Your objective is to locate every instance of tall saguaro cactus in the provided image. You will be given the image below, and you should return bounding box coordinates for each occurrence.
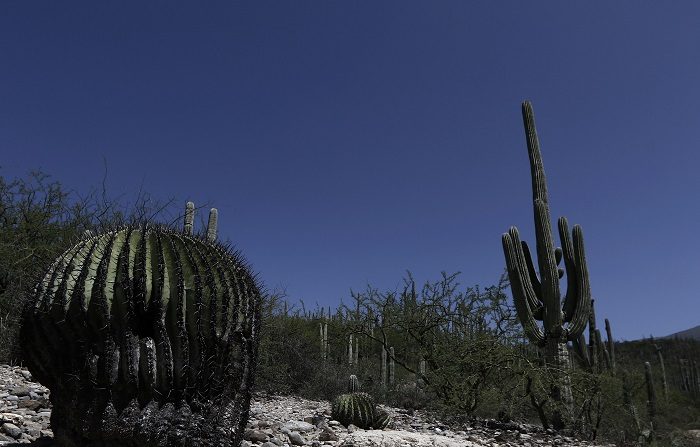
[501,101,591,429]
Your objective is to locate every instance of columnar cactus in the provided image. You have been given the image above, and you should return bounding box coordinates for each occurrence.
[604,318,616,375]
[381,347,387,387]
[501,101,591,428]
[348,374,359,393]
[389,347,395,386]
[21,213,262,446]
[654,344,668,403]
[644,362,657,439]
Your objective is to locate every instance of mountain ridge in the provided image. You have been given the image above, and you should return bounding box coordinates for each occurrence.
[664,324,700,340]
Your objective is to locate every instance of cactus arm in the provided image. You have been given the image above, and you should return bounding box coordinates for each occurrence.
[522,101,562,334]
[520,240,544,313]
[502,229,545,345]
[558,217,578,323]
[564,225,590,340]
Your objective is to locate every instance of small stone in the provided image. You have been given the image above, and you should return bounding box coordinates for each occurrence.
[328,420,341,426]
[11,387,30,397]
[347,424,357,433]
[240,441,251,447]
[244,429,269,442]
[1,422,22,439]
[288,431,305,446]
[283,421,315,433]
[319,427,338,442]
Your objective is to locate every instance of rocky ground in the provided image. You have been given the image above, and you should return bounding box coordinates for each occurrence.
[0,364,616,447]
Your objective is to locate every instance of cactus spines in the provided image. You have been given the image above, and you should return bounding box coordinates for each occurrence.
[206,208,218,241]
[348,374,359,393]
[604,318,616,374]
[184,201,195,234]
[21,222,262,447]
[501,101,592,428]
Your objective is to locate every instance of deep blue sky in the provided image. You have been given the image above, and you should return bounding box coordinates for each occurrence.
[1,2,698,340]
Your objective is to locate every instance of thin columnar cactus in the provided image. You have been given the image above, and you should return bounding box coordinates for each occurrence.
[21,221,262,447]
[206,208,218,241]
[389,347,395,386]
[348,334,354,366]
[184,201,195,235]
[654,345,668,403]
[319,322,326,360]
[348,374,359,393]
[354,335,359,366]
[588,299,598,371]
[595,329,610,371]
[644,362,657,439]
[381,347,387,387]
[501,101,591,428]
[604,318,616,375]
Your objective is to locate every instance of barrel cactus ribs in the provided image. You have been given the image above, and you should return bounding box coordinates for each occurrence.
[21,205,262,447]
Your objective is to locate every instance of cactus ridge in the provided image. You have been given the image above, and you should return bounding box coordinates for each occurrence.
[21,223,263,447]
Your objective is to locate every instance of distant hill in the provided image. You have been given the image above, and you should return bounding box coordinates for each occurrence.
[664,324,700,340]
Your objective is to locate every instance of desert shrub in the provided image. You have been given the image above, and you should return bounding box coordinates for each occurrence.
[0,170,176,363]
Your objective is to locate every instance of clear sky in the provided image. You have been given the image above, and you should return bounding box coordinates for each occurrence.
[1,2,698,341]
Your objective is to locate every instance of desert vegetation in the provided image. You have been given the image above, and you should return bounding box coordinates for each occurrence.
[1,103,699,446]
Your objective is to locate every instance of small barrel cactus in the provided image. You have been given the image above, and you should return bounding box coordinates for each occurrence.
[21,223,262,446]
[331,387,390,430]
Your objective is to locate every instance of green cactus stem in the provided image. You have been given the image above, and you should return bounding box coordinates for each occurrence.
[381,347,387,387]
[389,347,395,386]
[644,362,657,440]
[653,344,668,403]
[348,334,354,366]
[588,299,598,371]
[604,318,615,375]
[21,222,262,447]
[501,101,592,429]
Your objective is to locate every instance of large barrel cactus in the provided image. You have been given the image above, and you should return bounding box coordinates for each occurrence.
[21,207,262,446]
